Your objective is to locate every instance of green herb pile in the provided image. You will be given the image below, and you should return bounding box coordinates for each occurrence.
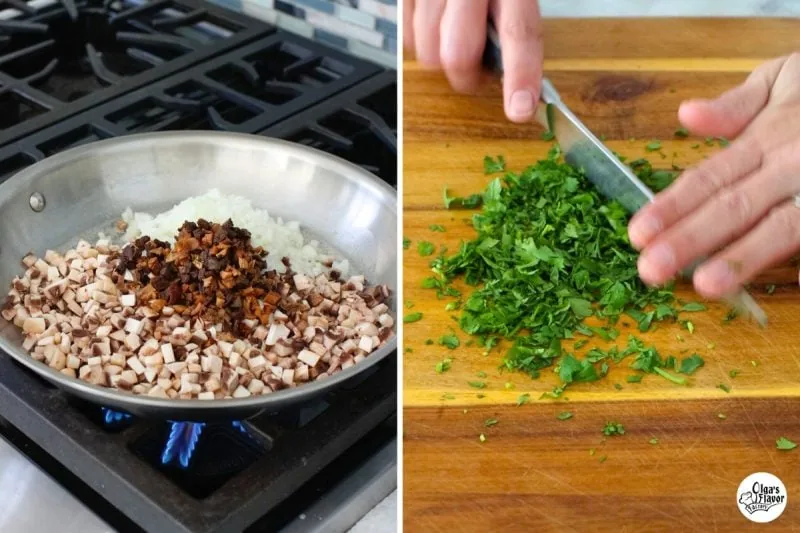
[424,149,708,395]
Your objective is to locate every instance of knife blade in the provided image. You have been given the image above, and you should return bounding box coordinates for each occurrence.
[482,21,767,326]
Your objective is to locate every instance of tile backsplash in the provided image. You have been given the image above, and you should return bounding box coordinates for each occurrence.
[208,0,397,68]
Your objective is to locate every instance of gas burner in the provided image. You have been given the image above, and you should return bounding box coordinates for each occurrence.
[0,0,271,147]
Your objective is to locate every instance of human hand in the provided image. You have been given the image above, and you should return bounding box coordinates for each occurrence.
[403,0,543,123]
[628,53,800,299]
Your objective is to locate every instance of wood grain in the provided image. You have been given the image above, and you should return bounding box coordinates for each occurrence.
[403,18,800,533]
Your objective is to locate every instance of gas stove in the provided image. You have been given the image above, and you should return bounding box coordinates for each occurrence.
[0,0,272,146]
[0,18,397,533]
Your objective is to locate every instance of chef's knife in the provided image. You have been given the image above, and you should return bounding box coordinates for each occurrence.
[482,20,767,326]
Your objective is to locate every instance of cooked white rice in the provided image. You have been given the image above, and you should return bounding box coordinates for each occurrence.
[120,189,349,276]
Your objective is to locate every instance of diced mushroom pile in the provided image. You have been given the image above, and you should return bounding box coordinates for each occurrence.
[1,219,393,400]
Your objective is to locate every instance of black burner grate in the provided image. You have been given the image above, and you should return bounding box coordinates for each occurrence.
[0,351,396,533]
[0,0,272,145]
[0,63,394,184]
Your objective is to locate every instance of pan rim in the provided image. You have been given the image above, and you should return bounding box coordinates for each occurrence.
[0,130,397,415]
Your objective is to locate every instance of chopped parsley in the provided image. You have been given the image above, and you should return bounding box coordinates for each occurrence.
[516,393,530,406]
[439,333,460,349]
[557,411,573,421]
[484,418,498,427]
[717,383,731,393]
[417,241,435,256]
[443,186,483,209]
[649,438,659,445]
[645,140,662,152]
[679,354,705,375]
[729,369,741,378]
[626,374,643,383]
[680,302,706,312]
[476,371,487,378]
[467,381,487,389]
[483,155,506,174]
[674,127,689,138]
[435,358,452,374]
[602,422,625,436]
[403,237,411,250]
[403,312,423,323]
[429,224,446,232]
[776,437,797,451]
[766,284,776,295]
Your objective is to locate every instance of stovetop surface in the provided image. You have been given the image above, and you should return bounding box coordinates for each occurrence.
[0,0,273,145]
[0,13,397,530]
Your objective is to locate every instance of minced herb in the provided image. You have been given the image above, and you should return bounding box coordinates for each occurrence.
[429,224,446,232]
[403,237,411,249]
[674,127,689,138]
[729,369,741,378]
[516,393,530,406]
[435,358,452,374]
[645,140,662,152]
[718,383,731,393]
[439,333,460,349]
[776,437,797,451]
[467,381,487,389]
[766,284,776,295]
[423,152,682,385]
[484,418,498,427]
[649,438,659,445]
[557,411,573,421]
[483,155,506,174]
[603,422,625,436]
[417,241,435,256]
[403,312,423,323]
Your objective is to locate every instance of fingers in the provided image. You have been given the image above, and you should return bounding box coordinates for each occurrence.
[440,0,490,93]
[636,153,796,286]
[693,200,800,298]
[403,0,415,54]
[629,140,763,249]
[678,55,789,138]
[413,0,446,68]
[491,0,543,123]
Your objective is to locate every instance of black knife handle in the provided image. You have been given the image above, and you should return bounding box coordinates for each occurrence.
[481,17,559,105]
[481,17,504,74]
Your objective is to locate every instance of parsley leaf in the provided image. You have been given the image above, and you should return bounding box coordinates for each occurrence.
[417,241,435,256]
[435,358,452,374]
[680,302,706,312]
[467,381,486,389]
[679,354,705,375]
[645,140,662,152]
[484,418,498,427]
[777,437,797,451]
[602,422,625,436]
[429,224,446,232]
[516,393,530,406]
[674,127,689,138]
[402,237,410,250]
[557,411,573,421]
[443,186,483,210]
[718,383,731,393]
[439,333,460,349]
[403,312,423,323]
[483,155,506,174]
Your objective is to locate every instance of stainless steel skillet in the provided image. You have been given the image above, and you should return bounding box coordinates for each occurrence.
[0,131,397,421]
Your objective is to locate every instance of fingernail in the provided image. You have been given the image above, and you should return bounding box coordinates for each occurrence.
[628,214,662,249]
[642,243,675,272]
[509,90,534,121]
[697,260,735,294]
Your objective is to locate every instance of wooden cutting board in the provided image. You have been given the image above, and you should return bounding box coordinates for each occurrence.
[403,18,800,532]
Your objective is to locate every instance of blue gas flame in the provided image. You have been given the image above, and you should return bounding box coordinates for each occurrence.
[101,407,133,426]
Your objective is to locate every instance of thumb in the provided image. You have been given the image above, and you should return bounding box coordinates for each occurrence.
[678,55,789,138]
